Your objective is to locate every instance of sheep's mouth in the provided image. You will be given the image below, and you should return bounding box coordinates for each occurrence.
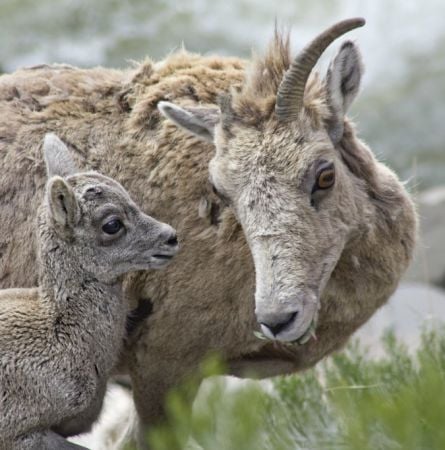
[149,253,176,268]
[293,319,317,345]
[254,317,318,345]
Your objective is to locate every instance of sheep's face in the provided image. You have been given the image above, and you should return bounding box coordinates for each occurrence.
[43,135,178,284]
[207,121,358,343]
[158,18,366,343]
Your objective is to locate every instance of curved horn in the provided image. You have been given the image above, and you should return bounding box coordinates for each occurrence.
[275,17,365,122]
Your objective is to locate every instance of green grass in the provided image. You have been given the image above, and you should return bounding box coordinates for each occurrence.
[131,326,445,450]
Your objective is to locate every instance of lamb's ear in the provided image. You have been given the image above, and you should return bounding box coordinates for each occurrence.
[158,101,220,143]
[325,40,364,144]
[43,133,78,178]
[47,176,80,231]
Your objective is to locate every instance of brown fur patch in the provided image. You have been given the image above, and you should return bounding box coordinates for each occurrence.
[121,51,246,133]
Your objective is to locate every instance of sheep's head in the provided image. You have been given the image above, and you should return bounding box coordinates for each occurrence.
[159,18,367,343]
[42,134,178,283]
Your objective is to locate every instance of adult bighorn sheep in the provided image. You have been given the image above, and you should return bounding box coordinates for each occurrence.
[0,17,416,439]
[0,134,178,449]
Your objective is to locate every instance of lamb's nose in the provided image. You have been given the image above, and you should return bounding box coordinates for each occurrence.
[259,311,298,337]
[166,233,178,247]
[158,225,178,249]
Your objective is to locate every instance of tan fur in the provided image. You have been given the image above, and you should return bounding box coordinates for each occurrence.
[0,27,416,436]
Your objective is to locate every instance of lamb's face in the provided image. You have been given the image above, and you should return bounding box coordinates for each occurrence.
[43,133,178,283]
[66,173,179,282]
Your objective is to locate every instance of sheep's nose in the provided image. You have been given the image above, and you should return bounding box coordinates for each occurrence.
[258,311,298,337]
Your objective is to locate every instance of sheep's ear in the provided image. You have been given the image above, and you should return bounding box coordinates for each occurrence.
[43,133,78,178]
[325,41,364,144]
[47,176,80,231]
[158,101,220,143]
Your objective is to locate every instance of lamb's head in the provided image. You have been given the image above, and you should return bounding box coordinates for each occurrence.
[159,18,367,343]
[42,134,178,283]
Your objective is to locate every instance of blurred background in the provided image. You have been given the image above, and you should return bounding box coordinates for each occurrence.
[1,1,444,447]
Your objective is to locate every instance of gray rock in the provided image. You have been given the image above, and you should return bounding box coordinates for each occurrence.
[405,186,445,288]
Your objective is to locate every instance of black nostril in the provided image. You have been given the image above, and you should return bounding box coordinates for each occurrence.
[261,311,298,337]
[166,234,178,247]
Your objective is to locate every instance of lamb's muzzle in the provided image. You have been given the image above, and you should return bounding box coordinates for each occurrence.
[150,226,179,267]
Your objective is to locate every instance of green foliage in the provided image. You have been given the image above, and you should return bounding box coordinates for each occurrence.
[324,328,445,450]
[145,354,226,450]
[140,326,445,450]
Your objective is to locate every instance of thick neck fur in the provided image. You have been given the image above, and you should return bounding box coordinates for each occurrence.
[36,210,127,367]
[321,121,416,326]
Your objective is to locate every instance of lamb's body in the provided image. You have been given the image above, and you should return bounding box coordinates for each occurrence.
[0,136,178,449]
[0,279,121,447]
[0,19,416,434]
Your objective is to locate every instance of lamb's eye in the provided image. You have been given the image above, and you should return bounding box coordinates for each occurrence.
[316,167,335,190]
[102,219,123,235]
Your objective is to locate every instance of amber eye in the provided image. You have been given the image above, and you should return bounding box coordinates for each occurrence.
[316,168,335,190]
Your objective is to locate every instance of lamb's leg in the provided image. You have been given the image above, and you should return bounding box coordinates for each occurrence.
[12,430,89,450]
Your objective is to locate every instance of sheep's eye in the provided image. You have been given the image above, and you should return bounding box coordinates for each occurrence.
[316,167,335,190]
[102,219,123,235]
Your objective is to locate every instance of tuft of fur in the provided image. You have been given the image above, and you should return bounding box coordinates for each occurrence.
[227,31,331,129]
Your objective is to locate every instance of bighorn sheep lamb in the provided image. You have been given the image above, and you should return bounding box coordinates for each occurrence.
[0,134,178,449]
[0,17,417,436]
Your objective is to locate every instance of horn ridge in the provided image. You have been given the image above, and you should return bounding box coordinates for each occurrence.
[275,17,365,122]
